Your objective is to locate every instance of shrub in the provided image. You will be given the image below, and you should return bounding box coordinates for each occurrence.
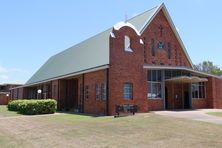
[8,100,24,111]
[8,99,57,115]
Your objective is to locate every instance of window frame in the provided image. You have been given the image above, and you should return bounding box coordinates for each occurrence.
[124,36,133,52]
[192,82,206,99]
[123,82,133,100]
[147,70,163,100]
[101,83,107,101]
[95,84,100,100]
[85,85,89,100]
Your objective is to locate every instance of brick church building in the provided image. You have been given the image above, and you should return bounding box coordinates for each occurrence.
[11,3,222,115]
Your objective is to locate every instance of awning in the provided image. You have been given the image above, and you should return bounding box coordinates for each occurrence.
[165,76,208,83]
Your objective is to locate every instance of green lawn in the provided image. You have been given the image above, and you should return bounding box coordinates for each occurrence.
[207,112,222,117]
[0,105,20,118]
[0,106,222,147]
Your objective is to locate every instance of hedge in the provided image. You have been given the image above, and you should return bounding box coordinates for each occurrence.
[7,100,25,111]
[8,99,57,115]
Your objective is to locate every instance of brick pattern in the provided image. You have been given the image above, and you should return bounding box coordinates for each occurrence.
[193,77,222,109]
[142,10,192,68]
[215,78,222,108]
[0,94,10,105]
[148,99,164,111]
[109,25,148,115]
[108,9,194,115]
[83,70,107,115]
[51,80,59,101]
[192,99,207,109]
[206,77,215,108]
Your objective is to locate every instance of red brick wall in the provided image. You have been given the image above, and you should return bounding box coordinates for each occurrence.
[77,76,83,112]
[215,78,222,108]
[83,70,107,115]
[206,77,215,108]
[108,9,195,115]
[192,99,207,109]
[192,77,222,109]
[51,80,59,101]
[58,79,66,110]
[14,88,24,99]
[109,25,148,115]
[142,10,192,68]
[148,99,164,111]
[0,94,10,105]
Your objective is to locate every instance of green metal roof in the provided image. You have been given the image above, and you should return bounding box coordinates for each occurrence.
[26,5,159,85]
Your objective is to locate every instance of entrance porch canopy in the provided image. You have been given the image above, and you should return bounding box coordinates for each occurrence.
[165,76,208,83]
[143,65,222,79]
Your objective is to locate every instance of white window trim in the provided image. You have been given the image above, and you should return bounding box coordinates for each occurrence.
[192,82,206,99]
[147,70,163,100]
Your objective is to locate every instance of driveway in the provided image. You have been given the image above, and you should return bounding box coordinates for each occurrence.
[154,109,222,125]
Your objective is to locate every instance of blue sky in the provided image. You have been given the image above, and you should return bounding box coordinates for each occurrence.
[0,0,222,84]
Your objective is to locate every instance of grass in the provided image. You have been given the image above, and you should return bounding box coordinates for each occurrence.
[0,105,20,118]
[207,112,222,117]
[0,106,222,147]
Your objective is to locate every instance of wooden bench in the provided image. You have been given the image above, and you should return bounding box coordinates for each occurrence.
[115,105,138,117]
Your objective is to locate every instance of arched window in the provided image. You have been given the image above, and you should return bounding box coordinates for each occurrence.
[124,36,133,52]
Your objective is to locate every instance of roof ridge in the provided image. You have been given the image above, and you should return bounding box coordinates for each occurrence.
[127,5,159,22]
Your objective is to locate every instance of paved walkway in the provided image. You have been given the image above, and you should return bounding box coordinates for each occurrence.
[154,109,222,125]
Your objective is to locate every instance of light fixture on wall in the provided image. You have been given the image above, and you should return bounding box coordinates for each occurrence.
[37,89,42,99]
[37,89,42,94]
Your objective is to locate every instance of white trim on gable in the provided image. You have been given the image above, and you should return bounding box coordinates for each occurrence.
[113,21,141,36]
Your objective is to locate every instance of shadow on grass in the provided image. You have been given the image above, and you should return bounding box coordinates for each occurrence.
[56,111,103,118]
[164,109,196,112]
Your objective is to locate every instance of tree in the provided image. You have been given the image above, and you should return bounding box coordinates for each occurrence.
[194,61,222,76]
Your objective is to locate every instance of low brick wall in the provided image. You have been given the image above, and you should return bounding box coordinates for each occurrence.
[192,99,207,109]
[0,94,9,105]
[148,99,164,111]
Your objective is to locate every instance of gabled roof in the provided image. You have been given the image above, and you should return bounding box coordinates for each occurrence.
[26,5,159,85]
[26,3,193,86]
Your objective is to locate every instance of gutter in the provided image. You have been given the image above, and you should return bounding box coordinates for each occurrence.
[10,65,110,90]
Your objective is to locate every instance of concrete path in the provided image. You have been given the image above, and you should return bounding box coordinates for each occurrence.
[154,109,222,125]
